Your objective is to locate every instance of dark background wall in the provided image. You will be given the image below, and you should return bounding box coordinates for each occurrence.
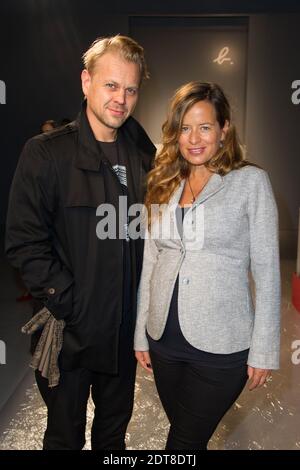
[245,14,300,258]
[132,16,248,143]
[0,0,300,257]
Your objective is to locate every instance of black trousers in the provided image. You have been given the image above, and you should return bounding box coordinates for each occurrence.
[150,350,248,450]
[36,330,137,450]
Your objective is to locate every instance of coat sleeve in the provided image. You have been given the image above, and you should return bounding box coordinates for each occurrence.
[134,231,159,351]
[5,137,74,321]
[247,169,281,369]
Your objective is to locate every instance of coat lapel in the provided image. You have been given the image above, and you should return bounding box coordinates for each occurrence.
[194,173,224,206]
[169,174,224,207]
[161,174,224,244]
[72,104,155,205]
[73,102,103,172]
[119,126,155,204]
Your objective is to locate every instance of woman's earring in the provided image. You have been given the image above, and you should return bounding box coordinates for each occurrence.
[219,141,224,148]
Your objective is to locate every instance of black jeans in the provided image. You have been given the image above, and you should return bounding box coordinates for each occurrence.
[36,329,136,450]
[150,349,248,450]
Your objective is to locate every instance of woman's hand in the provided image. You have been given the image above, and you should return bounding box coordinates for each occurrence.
[135,351,153,373]
[247,366,271,390]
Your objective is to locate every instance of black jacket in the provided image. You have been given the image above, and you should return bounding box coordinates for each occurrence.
[5,105,156,373]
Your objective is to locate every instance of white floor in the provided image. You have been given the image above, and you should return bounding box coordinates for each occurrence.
[0,260,299,450]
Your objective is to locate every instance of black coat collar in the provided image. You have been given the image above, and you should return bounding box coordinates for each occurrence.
[73,101,156,173]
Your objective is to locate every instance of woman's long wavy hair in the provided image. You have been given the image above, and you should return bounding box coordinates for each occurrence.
[145,81,257,227]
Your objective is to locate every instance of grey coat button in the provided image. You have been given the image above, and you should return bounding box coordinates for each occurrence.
[48,288,56,295]
[182,278,189,285]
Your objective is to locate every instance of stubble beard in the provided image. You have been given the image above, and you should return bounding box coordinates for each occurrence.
[99,103,130,130]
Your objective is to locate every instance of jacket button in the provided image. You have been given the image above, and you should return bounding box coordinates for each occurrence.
[182,278,189,285]
[47,288,56,295]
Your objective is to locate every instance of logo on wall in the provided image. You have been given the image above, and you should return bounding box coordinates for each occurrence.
[213,47,234,65]
[0,340,6,365]
[291,80,300,105]
[0,80,6,104]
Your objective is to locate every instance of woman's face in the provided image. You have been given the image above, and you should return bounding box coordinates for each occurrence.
[178,100,228,168]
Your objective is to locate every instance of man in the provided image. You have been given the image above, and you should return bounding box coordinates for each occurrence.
[5,35,156,450]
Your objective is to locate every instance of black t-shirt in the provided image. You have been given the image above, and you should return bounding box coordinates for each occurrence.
[98,140,128,189]
[148,206,249,367]
[98,138,132,322]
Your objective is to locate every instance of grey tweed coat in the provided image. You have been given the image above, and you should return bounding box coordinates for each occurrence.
[134,166,281,369]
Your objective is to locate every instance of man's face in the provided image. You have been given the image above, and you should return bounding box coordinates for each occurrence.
[81,52,140,140]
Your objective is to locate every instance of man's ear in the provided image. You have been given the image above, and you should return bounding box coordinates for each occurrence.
[81,69,91,97]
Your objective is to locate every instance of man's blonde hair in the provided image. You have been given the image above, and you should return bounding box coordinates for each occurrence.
[82,35,149,81]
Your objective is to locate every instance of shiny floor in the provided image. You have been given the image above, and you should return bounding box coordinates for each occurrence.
[0,260,299,450]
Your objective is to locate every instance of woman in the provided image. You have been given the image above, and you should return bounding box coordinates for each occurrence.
[134,82,280,450]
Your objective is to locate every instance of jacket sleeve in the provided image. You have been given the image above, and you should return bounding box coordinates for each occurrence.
[5,137,74,321]
[134,232,159,351]
[247,169,281,369]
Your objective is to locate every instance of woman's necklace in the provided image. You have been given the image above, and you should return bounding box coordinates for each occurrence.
[187,177,196,204]
[187,173,212,204]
